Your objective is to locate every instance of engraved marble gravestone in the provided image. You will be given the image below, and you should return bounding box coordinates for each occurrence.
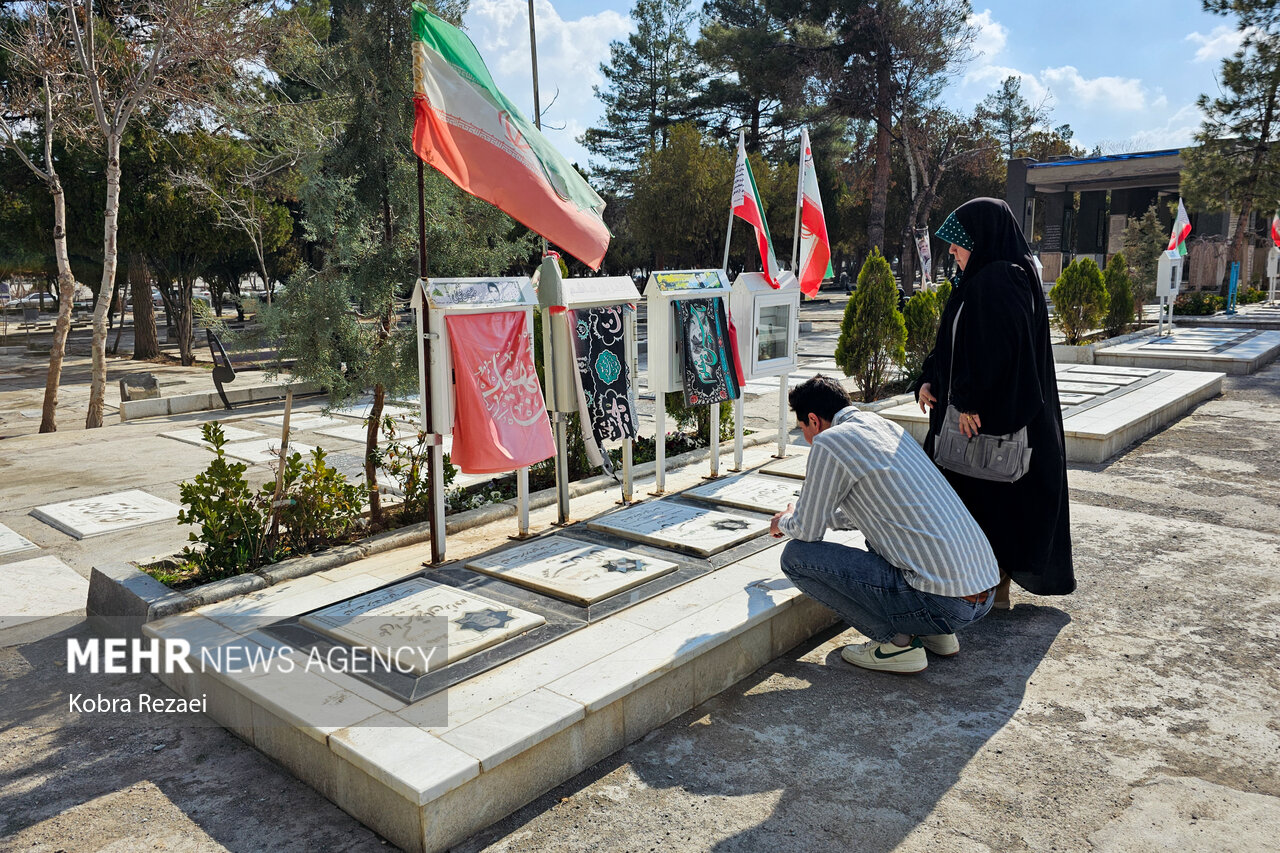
[684,474,803,513]
[761,453,809,480]
[586,501,769,556]
[299,578,545,674]
[0,521,38,557]
[465,535,679,605]
[31,489,181,539]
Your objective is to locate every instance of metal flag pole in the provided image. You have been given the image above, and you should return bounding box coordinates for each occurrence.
[724,128,743,474]
[418,160,445,565]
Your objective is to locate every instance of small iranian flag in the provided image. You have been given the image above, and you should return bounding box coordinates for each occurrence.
[1270,211,1280,249]
[794,127,832,298]
[1168,198,1192,257]
[410,3,610,269]
[731,130,782,286]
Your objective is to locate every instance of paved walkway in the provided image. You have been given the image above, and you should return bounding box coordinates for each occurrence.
[2,301,1277,851]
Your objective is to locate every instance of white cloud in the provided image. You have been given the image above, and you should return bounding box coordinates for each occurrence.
[967,9,1008,62]
[1186,25,1246,63]
[463,0,631,165]
[1040,66,1147,111]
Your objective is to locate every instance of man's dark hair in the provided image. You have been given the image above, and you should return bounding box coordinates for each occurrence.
[789,375,852,425]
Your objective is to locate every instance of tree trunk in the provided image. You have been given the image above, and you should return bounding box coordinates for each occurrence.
[866,59,893,253]
[177,277,195,366]
[87,135,122,429]
[39,175,77,434]
[366,383,386,525]
[130,253,159,360]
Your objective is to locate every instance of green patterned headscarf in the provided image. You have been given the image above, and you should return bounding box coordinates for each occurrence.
[937,210,974,251]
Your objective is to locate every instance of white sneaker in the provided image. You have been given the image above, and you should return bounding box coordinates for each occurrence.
[840,638,927,674]
[919,633,959,657]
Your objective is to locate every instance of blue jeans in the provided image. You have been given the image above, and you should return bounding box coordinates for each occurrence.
[780,539,993,643]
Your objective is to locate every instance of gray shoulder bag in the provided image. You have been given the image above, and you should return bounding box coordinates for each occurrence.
[932,304,1033,483]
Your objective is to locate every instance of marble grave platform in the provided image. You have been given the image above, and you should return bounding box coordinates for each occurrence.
[160,424,263,447]
[1095,327,1280,375]
[684,473,804,513]
[0,521,39,557]
[220,438,318,466]
[760,452,809,480]
[879,364,1223,464]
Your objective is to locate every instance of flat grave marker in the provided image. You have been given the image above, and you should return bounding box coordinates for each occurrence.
[31,489,181,539]
[761,453,809,480]
[465,536,678,605]
[684,474,804,513]
[586,501,769,556]
[299,578,545,673]
[220,439,317,466]
[160,425,262,447]
[0,522,38,557]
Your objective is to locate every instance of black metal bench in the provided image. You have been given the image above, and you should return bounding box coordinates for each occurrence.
[206,328,293,410]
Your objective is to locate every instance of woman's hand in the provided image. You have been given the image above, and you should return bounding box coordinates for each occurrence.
[918,382,936,413]
[958,410,982,438]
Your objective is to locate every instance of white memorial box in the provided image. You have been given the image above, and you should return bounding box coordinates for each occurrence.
[31,489,181,539]
[299,578,545,674]
[415,276,538,437]
[586,500,769,556]
[1155,250,1184,299]
[643,269,733,394]
[684,473,804,513]
[465,535,678,605]
[537,261,640,413]
[730,271,800,379]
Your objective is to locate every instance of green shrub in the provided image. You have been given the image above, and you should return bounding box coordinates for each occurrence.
[375,416,457,524]
[835,250,906,402]
[1102,253,1135,337]
[1049,258,1109,345]
[276,448,365,552]
[1242,287,1266,305]
[1173,291,1224,315]
[901,289,941,387]
[934,279,952,309]
[664,393,734,444]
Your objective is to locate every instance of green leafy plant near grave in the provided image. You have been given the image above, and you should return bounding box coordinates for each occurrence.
[901,289,942,387]
[1102,253,1136,337]
[1241,287,1266,304]
[1049,258,1109,345]
[835,249,906,402]
[173,422,371,582]
[374,416,457,525]
[1173,291,1225,315]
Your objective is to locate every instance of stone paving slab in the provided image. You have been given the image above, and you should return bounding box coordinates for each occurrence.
[0,554,88,641]
[30,489,182,540]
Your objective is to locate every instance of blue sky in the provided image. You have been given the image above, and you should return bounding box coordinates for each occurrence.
[460,0,1246,169]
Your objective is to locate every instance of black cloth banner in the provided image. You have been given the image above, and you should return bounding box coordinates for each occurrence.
[569,305,638,473]
[675,298,741,406]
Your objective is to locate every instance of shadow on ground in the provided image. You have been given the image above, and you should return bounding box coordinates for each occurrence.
[466,604,1070,853]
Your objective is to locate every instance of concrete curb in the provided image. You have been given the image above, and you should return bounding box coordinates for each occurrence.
[84,429,782,639]
[119,379,325,420]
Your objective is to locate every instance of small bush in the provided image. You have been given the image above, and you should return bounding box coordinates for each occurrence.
[1242,287,1266,305]
[1049,258,1109,345]
[1102,253,1135,337]
[901,289,941,387]
[835,249,906,402]
[1173,291,1224,315]
[375,416,457,524]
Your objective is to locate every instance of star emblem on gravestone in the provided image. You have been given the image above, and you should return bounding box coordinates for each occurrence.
[454,608,515,633]
[711,518,751,532]
[603,557,646,574]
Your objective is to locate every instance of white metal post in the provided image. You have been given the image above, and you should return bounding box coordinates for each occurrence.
[622,305,637,503]
[653,403,666,494]
[776,374,789,457]
[709,401,720,478]
[732,396,744,471]
[517,466,530,536]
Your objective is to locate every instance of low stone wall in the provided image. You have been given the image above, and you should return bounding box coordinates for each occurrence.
[1052,324,1162,364]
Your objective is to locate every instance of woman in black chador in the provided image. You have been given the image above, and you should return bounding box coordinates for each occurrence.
[913,197,1075,606]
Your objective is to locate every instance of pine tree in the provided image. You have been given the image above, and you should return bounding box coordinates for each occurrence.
[1049,258,1109,345]
[1123,203,1170,311]
[1102,253,1135,337]
[580,0,704,192]
[975,76,1052,161]
[835,249,906,402]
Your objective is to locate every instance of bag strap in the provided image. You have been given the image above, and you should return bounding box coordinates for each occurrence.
[947,302,964,403]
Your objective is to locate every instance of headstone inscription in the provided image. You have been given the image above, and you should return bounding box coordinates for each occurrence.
[298,578,545,674]
[586,501,769,556]
[465,536,679,605]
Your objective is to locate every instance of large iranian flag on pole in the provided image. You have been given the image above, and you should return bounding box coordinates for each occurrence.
[795,127,832,297]
[1168,198,1192,257]
[731,130,782,287]
[1271,211,1280,248]
[410,3,610,269]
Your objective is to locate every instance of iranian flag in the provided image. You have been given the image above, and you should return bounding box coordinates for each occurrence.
[794,127,832,298]
[1168,198,1192,257]
[410,3,610,269]
[1270,211,1280,248]
[731,130,782,286]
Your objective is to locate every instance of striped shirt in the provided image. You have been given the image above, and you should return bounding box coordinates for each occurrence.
[778,407,999,597]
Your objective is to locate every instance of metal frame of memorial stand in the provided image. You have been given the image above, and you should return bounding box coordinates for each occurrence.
[1155,249,1184,336]
[729,271,800,469]
[644,269,734,493]
[411,275,541,545]
[535,257,643,522]
[1225,262,1240,316]
[1268,247,1280,305]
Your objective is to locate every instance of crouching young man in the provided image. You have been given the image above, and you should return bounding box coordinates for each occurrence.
[771,376,999,674]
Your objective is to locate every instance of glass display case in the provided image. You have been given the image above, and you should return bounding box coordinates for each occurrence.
[730,272,799,380]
